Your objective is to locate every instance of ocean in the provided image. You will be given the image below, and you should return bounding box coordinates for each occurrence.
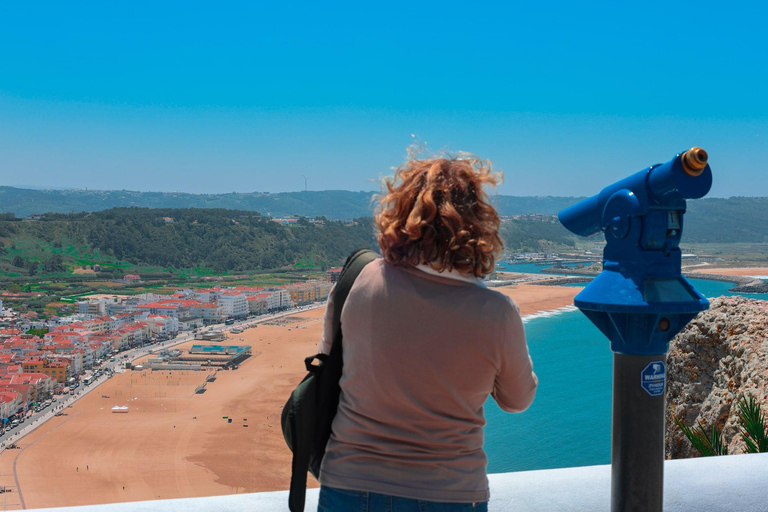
[483,273,768,474]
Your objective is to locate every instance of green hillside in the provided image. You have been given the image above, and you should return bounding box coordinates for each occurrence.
[0,208,578,277]
[0,186,585,219]
[0,209,377,276]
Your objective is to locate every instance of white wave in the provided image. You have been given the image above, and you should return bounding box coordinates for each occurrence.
[521,305,579,323]
[746,275,768,280]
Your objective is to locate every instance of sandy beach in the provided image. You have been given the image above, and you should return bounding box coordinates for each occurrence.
[690,267,768,278]
[0,283,580,509]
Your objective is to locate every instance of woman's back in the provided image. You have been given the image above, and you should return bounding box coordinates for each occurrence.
[319,259,536,502]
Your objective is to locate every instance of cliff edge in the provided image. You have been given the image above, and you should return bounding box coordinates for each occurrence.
[666,296,768,459]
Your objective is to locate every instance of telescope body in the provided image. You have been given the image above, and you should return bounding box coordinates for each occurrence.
[558,149,712,355]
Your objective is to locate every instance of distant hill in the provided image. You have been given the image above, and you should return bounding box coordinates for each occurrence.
[1,186,766,244]
[685,198,768,243]
[0,187,377,220]
[0,186,584,219]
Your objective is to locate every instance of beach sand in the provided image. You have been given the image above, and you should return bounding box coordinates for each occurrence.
[690,267,768,277]
[0,283,580,509]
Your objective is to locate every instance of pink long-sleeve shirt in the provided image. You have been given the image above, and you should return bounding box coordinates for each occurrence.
[318,258,537,502]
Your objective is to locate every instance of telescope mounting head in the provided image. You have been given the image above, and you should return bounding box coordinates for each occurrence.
[558,148,712,355]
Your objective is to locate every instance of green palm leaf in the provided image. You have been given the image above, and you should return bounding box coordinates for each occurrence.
[737,395,768,453]
[673,415,728,457]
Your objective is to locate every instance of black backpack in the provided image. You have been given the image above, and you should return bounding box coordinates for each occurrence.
[281,248,378,511]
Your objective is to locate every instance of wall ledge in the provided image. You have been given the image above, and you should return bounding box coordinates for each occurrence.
[29,453,768,512]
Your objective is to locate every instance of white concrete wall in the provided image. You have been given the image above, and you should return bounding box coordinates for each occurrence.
[26,453,768,512]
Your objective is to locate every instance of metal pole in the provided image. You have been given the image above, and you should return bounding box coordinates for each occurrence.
[611,353,666,512]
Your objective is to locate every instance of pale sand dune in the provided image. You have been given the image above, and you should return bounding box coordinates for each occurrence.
[0,283,580,509]
[690,267,768,277]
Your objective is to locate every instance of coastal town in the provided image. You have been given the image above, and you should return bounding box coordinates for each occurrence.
[0,270,341,432]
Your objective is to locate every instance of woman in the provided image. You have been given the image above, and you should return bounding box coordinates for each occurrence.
[317,154,538,511]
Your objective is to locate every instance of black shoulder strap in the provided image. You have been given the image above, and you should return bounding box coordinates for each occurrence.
[329,249,378,355]
[286,248,377,512]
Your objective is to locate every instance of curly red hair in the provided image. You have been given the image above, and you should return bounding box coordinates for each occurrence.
[375,155,503,278]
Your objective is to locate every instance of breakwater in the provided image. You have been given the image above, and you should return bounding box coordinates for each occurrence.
[683,272,768,294]
[536,277,593,286]
[540,265,600,276]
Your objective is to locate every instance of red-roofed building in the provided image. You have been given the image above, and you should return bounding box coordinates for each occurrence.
[88,339,113,359]
[5,364,22,375]
[142,315,179,335]
[247,296,269,315]
[0,354,17,367]
[0,379,33,406]
[232,286,264,296]
[326,267,343,282]
[21,358,69,383]
[0,391,22,421]
[4,373,53,403]
[111,322,150,349]
[0,329,21,340]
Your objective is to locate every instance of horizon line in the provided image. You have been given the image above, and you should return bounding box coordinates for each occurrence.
[1,185,762,200]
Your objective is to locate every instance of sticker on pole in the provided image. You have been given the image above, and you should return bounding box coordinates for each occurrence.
[641,361,666,397]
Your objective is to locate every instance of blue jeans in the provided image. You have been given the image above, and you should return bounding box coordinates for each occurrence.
[318,485,489,512]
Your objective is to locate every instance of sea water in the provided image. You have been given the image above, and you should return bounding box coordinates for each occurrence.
[497,262,584,275]
[484,310,611,473]
[483,276,768,473]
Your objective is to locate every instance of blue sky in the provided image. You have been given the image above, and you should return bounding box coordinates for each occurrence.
[1,1,766,197]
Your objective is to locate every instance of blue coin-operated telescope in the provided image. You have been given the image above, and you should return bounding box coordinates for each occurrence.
[558,147,712,512]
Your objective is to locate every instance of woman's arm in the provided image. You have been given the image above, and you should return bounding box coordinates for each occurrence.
[317,285,336,355]
[492,302,538,413]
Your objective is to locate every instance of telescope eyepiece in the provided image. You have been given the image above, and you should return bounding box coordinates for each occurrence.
[681,147,708,176]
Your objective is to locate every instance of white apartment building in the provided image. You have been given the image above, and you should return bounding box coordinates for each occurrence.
[219,292,248,318]
[0,391,22,421]
[77,300,104,317]
[142,314,180,335]
[274,290,293,309]
[194,290,212,303]
[189,303,221,321]
[252,290,293,311]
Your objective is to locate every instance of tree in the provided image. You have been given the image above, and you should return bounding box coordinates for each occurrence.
[42,254,65,273]
[12,255,24,267]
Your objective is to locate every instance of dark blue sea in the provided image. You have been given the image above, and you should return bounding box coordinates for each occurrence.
[483,274,768,474]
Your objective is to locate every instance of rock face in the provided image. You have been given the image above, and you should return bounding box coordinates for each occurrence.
[665,296,768,459]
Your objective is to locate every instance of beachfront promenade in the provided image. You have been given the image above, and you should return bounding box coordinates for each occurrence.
[25,453,768,511]
[0,305,324,453]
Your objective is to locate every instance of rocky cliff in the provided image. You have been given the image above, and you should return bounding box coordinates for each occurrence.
[666,296,768,458]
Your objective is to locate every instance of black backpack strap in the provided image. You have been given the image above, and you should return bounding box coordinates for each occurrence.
[328,249,378,355]
[286,248,377,511]
[287,374,317,512]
